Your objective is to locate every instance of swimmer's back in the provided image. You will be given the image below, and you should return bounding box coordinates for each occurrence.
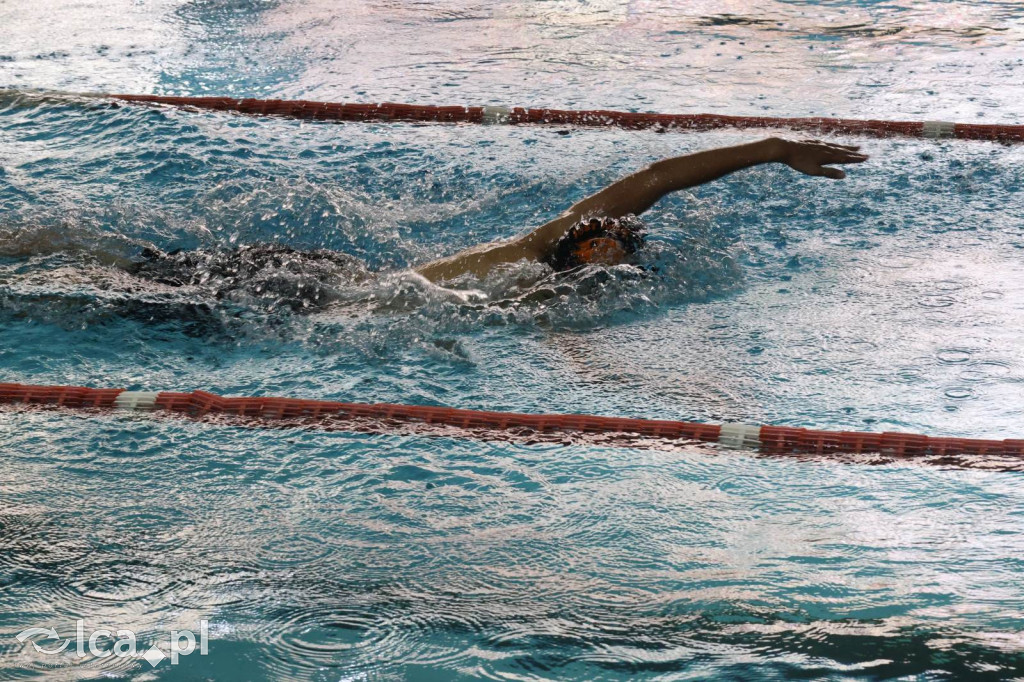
[129,243,372,310]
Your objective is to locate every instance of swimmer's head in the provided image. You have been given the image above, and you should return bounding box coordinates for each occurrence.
[546,216,645,271]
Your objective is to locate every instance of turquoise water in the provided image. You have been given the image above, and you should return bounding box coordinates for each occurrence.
[2,1,1024,679]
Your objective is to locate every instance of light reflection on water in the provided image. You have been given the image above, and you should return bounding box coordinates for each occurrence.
[2,0,1024,679]
[2,408,1023,679]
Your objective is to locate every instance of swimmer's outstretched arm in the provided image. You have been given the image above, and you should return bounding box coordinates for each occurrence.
[415,138,868,282]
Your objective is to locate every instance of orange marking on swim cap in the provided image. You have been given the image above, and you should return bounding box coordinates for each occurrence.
[574,237,628,265]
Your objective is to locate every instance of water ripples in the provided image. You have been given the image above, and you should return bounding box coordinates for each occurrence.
[3,410,1024,678]
[4,0,1024,678]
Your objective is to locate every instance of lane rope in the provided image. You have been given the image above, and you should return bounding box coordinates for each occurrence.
[100,93,1024,143]
[3,382,1022,459]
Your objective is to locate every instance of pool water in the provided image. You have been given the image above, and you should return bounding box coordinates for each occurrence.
[2,1,1024,679]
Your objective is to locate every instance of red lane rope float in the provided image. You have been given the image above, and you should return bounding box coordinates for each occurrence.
[3,382,1024,460]
[108,93,1024,143]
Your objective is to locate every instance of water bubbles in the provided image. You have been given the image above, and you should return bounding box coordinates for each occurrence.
[944,386,974,400]
[918,295,956,308]
[936,349,972,364]
[958,361,1011,382]
[875,255,922,269]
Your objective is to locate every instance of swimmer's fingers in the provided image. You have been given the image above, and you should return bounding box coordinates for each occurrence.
[796,139,869,160]
[816,166,847,180]
[798,139,863,152]
[792,162,847,179]
[781,139,868,179]
[786,157,851,179]
[828,150,869,164]
[826,144,869,160]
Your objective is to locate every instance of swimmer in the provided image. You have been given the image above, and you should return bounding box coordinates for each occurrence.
[0,138,867,325]
[121,137,867,310]
[414,137,868,282]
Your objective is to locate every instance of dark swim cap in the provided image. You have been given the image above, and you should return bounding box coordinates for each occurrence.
[546,216,646,271]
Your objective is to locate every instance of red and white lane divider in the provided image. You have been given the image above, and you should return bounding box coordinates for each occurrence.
[101,93,1024,143]
[2,383,1022,459]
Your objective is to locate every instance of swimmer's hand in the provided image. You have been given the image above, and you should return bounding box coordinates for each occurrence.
[773,138,869,180]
